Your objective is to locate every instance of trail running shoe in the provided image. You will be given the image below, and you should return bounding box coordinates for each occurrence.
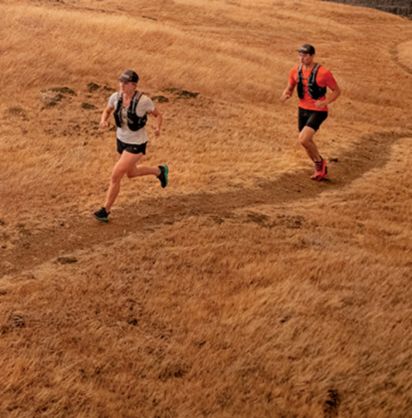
[311,158,328,181]
[94,207,110,223]
[157,164,169,188]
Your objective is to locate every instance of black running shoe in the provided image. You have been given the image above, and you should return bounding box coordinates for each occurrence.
[157,164,169,188]
[94,207,110,223]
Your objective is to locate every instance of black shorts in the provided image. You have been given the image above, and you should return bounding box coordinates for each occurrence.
[298,108,328,132]
[116,139,147,155]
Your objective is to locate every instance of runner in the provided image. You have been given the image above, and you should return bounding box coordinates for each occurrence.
[280,44,341,180]
[94,69,168,223]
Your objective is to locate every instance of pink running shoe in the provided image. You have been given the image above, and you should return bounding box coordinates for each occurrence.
[311,158,328,180]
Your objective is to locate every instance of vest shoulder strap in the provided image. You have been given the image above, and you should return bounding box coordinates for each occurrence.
[131,91,144,114]
[309,64,321,83]
[115,92,123,110]
[297,64,303,80]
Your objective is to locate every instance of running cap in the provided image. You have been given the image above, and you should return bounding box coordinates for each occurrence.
[119,69,139,83]
[297,44,316,55]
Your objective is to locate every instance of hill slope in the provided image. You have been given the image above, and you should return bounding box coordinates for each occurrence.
[1,0,412,417]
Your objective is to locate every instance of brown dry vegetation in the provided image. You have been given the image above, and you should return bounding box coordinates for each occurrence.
[0,0,411,417]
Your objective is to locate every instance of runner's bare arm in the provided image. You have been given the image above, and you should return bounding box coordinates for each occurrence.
[280,82,295,103]
[148,107,163,137]
[100,105,114,128]
[315,84,341,108]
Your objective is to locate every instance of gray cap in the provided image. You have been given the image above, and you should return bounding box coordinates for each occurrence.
[297,44,316,55]
[119,69,139,83]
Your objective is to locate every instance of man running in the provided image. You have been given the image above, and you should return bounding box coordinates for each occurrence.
[280,44,341,180]
[94,69,168,223]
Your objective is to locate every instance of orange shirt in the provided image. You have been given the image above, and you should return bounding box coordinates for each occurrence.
[288,64,337,111]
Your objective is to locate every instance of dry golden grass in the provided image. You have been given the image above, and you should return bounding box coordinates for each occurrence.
[1,0,412,417]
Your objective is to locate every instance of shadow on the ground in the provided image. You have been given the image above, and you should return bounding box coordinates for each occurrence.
[1,130,411,277]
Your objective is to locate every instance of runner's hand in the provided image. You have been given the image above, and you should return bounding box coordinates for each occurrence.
[99,120,110,129]
[315,100,328,108]
[154,127,161,137]
[280,91,291,103]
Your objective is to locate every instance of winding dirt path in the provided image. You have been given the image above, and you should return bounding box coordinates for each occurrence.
[1,130,410,278]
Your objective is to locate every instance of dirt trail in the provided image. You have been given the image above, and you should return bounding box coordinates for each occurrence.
[1,130,410,278]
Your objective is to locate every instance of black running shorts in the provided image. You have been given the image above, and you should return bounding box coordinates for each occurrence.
[116,139,147,155]
[298,107,328,132]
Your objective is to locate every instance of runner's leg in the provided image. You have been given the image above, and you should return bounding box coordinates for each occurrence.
[104,151,143,211]
[127,162,160,178]
[298,126,321,162]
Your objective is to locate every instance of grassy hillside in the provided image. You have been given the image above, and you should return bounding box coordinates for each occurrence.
[0,0,411,417]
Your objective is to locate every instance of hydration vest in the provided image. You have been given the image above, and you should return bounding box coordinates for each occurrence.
[297,64,327,100]
[114,91,147,131]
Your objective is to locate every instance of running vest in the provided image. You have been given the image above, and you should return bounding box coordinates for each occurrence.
[297,64,327,100]
[114,91,147,131]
